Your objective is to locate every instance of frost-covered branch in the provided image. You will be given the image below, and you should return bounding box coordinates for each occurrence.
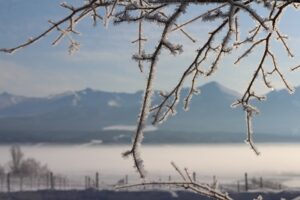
[116,162,232,200]
[1,0,300,183]
[0,0,110,54]
[231,1,295,154]
[123,2,187,178]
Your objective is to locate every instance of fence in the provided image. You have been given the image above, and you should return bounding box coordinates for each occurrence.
[0,171,108,192]
[0,172,285,193]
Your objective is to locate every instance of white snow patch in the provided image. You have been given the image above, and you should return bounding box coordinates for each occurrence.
[107,100,120,107]
[10,97,18,104]
[72,92,81,106]
[88,140,103,145]
[103,125,157,132]
[113,134,128,141]
[47,91,74,99]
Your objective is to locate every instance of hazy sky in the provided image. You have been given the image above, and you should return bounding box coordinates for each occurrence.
[1,0,300,97]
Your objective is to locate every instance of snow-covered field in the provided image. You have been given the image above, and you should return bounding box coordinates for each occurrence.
[1,144,300,190]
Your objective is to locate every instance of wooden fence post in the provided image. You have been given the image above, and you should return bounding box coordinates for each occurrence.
[30,176,33,190]
[37,176,40,190]
[244,173,248,191]
[85,176,91,189]
[95,172,99,189]
[193,172,196,182]
[63,178,66,190]
[6,173,10,192]
[0,176,3,192]
[50,172,54,190]
[85,176,87,189]
[19,175,23,191]
[46,173,50,189]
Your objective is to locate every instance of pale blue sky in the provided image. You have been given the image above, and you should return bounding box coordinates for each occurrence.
[1,0,300,97]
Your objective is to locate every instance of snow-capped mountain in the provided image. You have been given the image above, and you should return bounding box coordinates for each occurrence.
[0,82,300,143]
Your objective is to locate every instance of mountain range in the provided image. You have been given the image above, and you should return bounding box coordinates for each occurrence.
[1,82,300,144]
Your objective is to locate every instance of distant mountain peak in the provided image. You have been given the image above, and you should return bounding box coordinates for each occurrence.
[201,82,240,97]
[0,92,27,100]
[81,87,95,93]
[0,91,15,97]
